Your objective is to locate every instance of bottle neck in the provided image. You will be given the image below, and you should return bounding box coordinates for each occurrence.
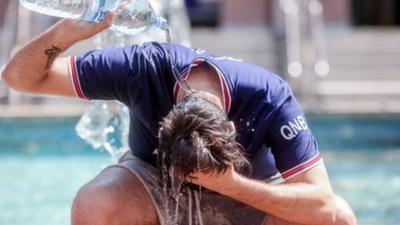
[155,17,169,30]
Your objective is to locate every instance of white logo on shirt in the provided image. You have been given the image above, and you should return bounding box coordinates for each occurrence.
[280,116,308,140]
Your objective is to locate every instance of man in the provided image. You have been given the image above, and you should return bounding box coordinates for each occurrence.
[2,14,356,225]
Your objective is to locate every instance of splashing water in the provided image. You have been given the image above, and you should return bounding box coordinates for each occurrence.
[75,102,129,162]
[160,152,171,223]
[194,191,204,225]
[194,148,204,225]
[161,150,185,225]
[160,150,205,225]
[196,146,202,201]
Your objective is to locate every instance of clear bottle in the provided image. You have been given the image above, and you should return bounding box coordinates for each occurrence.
[19,0,168,35]
[18,0,118,21]
[112,0,168,35]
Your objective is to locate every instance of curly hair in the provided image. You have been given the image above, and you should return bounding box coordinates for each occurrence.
[157,94,251,184]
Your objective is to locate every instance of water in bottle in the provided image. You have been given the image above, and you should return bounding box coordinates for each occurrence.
[112,0,168,35]
[19,0,169,36]
[19,0,120,22]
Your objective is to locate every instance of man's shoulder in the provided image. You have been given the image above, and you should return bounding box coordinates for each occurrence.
[213,57,288,93]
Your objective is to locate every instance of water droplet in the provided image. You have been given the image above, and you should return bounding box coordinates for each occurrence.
[251,128,255,132]
[246,121,250,127]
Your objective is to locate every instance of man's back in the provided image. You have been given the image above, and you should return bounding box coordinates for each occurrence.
[68,42,320,180]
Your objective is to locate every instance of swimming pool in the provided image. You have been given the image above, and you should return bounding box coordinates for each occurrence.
[1,116,399,225]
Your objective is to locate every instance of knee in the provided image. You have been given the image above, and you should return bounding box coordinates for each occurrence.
[333,195,357,225]
[71,181,122,225]
[71,167,159,225]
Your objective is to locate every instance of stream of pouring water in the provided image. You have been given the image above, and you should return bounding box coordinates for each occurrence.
[159,27,207,223]
[161,151,183,225]
[164,28,193,94]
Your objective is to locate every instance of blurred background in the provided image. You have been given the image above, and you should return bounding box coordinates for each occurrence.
[0,0,400,224]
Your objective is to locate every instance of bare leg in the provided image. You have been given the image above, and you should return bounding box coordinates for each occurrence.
[71,166,159,225]
[263,195,357,225]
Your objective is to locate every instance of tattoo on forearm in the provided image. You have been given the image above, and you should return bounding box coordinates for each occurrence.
[44,45,61,69]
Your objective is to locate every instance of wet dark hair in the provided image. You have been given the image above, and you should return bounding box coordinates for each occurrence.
[157,94,251,183]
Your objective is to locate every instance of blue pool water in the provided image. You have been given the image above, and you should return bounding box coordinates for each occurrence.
[0,116,400,225]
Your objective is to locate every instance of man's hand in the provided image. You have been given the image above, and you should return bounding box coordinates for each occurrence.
[52,12,115,48]
[187,166,240,195]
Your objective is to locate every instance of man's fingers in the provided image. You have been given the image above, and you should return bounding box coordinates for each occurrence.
[103,11,116,27]
[186,173,199,184]
[91,12,115,33]
[63,12,116,41]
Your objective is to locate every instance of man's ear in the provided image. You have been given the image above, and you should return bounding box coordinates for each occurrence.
[228,121,236,133]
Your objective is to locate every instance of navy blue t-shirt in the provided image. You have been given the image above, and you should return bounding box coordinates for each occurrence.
[68,42,322,180]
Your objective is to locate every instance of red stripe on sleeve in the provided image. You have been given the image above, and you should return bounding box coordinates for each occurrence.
[69,56,87,99]
[281,154,322,179]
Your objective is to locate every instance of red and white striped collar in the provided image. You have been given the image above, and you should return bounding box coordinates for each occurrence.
[173,58,231,113]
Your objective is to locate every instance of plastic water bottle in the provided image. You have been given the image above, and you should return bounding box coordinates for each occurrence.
[112,0,168,35]
[19,0,168,35]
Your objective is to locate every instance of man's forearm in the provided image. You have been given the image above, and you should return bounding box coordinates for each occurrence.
[190,164,338,225]
[221,174,336,225]
[2,16,114,93]
[1,25,70,92]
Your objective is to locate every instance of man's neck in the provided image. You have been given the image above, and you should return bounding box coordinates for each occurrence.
[176,64,224,110]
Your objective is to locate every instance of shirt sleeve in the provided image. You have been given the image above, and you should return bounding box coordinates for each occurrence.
[265,91,322,180]
[67,43,169,104]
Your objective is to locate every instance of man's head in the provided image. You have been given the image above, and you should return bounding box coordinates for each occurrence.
[157,93,251,181]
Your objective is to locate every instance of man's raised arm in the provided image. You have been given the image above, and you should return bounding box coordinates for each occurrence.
[1,14,114,96]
